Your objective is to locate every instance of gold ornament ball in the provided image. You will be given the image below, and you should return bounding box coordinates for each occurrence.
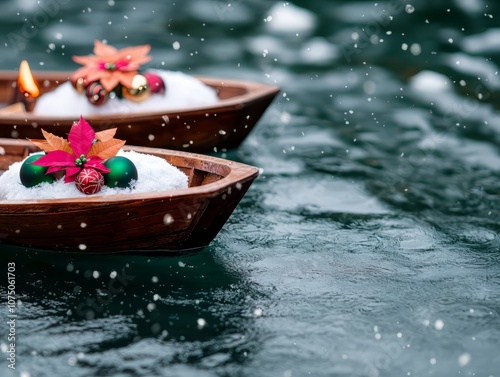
[122,74,151,102]
[71,77,88,94]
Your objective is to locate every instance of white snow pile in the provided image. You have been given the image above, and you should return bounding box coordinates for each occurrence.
[0,150,188,200]
[33,69,219,117]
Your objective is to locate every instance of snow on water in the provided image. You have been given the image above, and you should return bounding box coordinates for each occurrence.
[264,3,317,35]
[0,150,188,200]
[409,70,451,92]
[299,37,340,64]
[453,0,484,14]
[33,70,219,117]
[445,52,500,89]
[461,28,500,54]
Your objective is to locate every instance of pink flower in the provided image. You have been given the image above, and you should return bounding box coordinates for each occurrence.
[33,117,111,183]
[71,40,152,92]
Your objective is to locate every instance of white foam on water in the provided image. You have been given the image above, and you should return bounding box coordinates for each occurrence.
[264,3,317,35]
[409,70,451,92]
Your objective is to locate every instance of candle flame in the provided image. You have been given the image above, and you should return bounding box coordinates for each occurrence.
[18,60,40,98]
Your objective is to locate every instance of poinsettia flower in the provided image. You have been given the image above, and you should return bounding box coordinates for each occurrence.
[29,126,126,158]
[33,117,112,183]
[71,40,152,92]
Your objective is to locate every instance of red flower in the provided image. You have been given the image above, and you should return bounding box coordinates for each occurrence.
[33,117,111,183]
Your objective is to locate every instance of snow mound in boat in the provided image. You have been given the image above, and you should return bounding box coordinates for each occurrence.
[0,149,188,200]
[33,69,219,117]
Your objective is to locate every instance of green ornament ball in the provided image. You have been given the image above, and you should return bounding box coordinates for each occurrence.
[103,156,138,188]
[19,155,55,188]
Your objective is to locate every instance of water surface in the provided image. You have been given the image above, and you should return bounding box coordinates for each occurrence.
[1,0,500,376]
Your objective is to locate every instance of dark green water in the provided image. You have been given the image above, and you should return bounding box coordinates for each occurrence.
[1,0,500,376]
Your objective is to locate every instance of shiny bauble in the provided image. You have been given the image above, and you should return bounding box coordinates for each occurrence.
[71,77,89,94]
[144,72,166,94]
[103,156,138,188]
[75,168,104,195]
[85,81,109,106]
[122,74,150,102]
[19,155,56,188]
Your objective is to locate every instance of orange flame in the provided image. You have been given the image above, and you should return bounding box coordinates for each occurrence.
[18,60,40,98]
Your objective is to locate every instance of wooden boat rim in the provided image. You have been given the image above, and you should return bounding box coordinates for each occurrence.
[0,139,259,206]
[0,70,280,120]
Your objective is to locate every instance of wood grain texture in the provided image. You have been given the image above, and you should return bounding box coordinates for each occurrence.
[0,139,259,253]
[0,71,279,152]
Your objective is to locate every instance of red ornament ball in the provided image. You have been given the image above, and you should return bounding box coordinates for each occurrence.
[75,168,104,195]
[85,81,109,106]
[144,72,166,94]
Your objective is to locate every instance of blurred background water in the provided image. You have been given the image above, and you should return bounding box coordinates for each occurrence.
[1,0,500,376]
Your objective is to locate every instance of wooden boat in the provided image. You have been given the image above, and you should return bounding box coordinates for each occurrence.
[0,70,279,152]
[0,138,259,253]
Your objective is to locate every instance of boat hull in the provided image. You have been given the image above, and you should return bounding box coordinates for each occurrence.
[0,139,259,253]
[0,71,279,152]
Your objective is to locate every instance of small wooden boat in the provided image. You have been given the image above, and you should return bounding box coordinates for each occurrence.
[0,138,259,253]
[0,71,279,152]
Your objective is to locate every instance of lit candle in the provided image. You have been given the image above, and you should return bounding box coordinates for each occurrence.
[0,60,41,115]
[16,60,40,111]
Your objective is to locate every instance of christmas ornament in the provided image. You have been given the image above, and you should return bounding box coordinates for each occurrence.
[144,72,166,94]
[122,74,150,102]
[29,117,126,196]
[75,168,104,195]
[86,81,109,106]
[31,117,118,183]
[19,154,55,187]
[71,77,88,94]
[103,156,138,188]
